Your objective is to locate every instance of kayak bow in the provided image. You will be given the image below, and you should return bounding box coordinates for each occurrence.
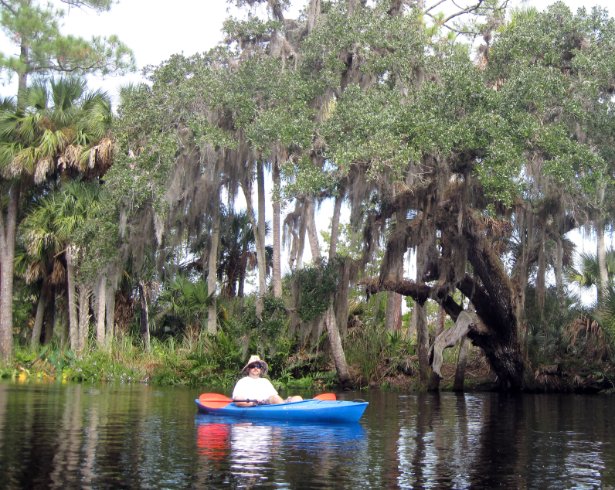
[195,397,368,423]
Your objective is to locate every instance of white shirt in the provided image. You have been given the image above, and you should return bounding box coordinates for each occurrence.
[232,376,278,403]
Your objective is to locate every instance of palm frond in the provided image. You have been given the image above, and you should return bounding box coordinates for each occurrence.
[25,262,45,284]
[51,259,66,286]
[26,82,49,111]
[0,142,22,171]
[34,157,53,184]
[61,144,83,170]
[51,77,86,112]
[38,129,65,158]
[17,112,42,144]
[11,147,37,176]
[0,111,19,139]
[0,96,16,111]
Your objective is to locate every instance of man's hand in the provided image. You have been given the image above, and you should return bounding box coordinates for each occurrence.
[233,399,260,407]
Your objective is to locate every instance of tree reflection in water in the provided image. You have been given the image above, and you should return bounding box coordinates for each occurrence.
[2,384,615,488]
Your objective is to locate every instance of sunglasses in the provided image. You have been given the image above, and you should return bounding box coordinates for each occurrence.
[248,363,263,369]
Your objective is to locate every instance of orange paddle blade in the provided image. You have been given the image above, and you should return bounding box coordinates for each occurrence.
[314,393,336,401]
[199,400,235,409]
[199,393,233,404]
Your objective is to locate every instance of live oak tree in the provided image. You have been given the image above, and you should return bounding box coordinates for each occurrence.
[0,0,133,360]
[217,1,603,391]
[111,0,591,388]
[206,0,512,385]
[113,2,614,390]
[337,2,611,390]
[274,0,508,386]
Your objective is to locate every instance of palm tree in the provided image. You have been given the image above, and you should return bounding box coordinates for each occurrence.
[217,210,267,298]
[1,77,113,355]
[567,250,615,295]
[20,181,102,352]
[564,252,615,360]
[0,78,112,183]
[155,275,209,335]
[17,190,66,347]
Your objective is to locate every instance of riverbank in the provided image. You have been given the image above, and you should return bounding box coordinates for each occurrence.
[368,350,615,394]
[4,340,613,395]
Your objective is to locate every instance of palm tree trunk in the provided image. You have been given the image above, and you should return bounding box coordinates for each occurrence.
[415,242,431,386]
[347,0,361,15]
[17,44,29,111]
[334,259,351,337]
[597,219,608,302]
[66,246,79,352]
[415,302,430,386]
[78,284,91,354]
[296,212,306,269]
[0,185,18,361]
[307,0,321,33]
[596,181,608,302]
[385,235,404,333]
[323,206,351,383]
[554,236,565,306]
[138,281,151,351]
[31,280,49,349]
[512,207,530,358]
[386,293,403,332]
[305,197,321,261]
[44,291,56,345]
[329,191,343,261]
[207,204,221,334]
[238,248,247,298]
[272,158,282,297]
[324,305,350,385]
[536,231,546,313]
[105,283,116,347]
[242,164,266,317]
[383,209,406,332]
[256,160,267,314]
[96,275,106,348]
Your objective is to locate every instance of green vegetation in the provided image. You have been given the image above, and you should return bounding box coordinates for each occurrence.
[2,1,615,394]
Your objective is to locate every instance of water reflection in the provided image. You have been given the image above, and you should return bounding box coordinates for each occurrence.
[1,384,615,488]
[197,422,231,461]
[195,415,366,487]
[375,392,615,489]
[391,393,484,488]
[0,383,202,489]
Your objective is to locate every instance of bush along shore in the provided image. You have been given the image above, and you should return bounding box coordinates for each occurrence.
[4,316,615,395]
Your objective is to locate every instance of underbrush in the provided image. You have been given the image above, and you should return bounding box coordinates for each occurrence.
[2,332,338,393]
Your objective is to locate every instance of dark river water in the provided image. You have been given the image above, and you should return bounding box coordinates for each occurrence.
[0,382,614,489]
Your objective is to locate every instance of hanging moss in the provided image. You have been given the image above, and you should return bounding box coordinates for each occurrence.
[291,260,339,323]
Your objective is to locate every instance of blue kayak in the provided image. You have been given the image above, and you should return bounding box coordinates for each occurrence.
[195,398,368,423]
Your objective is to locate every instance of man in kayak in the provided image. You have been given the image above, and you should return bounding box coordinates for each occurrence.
[232,355,303,407]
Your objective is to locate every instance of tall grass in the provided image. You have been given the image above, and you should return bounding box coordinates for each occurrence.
[3,325,332,391]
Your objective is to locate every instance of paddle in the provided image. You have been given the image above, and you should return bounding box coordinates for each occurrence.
[198,392,336,409]
[313,392,336,401]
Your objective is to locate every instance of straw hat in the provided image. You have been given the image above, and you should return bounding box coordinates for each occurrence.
[241,354,268,375]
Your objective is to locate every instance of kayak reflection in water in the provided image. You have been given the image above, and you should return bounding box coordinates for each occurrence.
[232,355,303,407]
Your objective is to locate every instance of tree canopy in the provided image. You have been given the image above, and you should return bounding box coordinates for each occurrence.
[3,0,615,392]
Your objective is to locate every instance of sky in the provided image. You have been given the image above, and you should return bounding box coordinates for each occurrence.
[0,0,612,103]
